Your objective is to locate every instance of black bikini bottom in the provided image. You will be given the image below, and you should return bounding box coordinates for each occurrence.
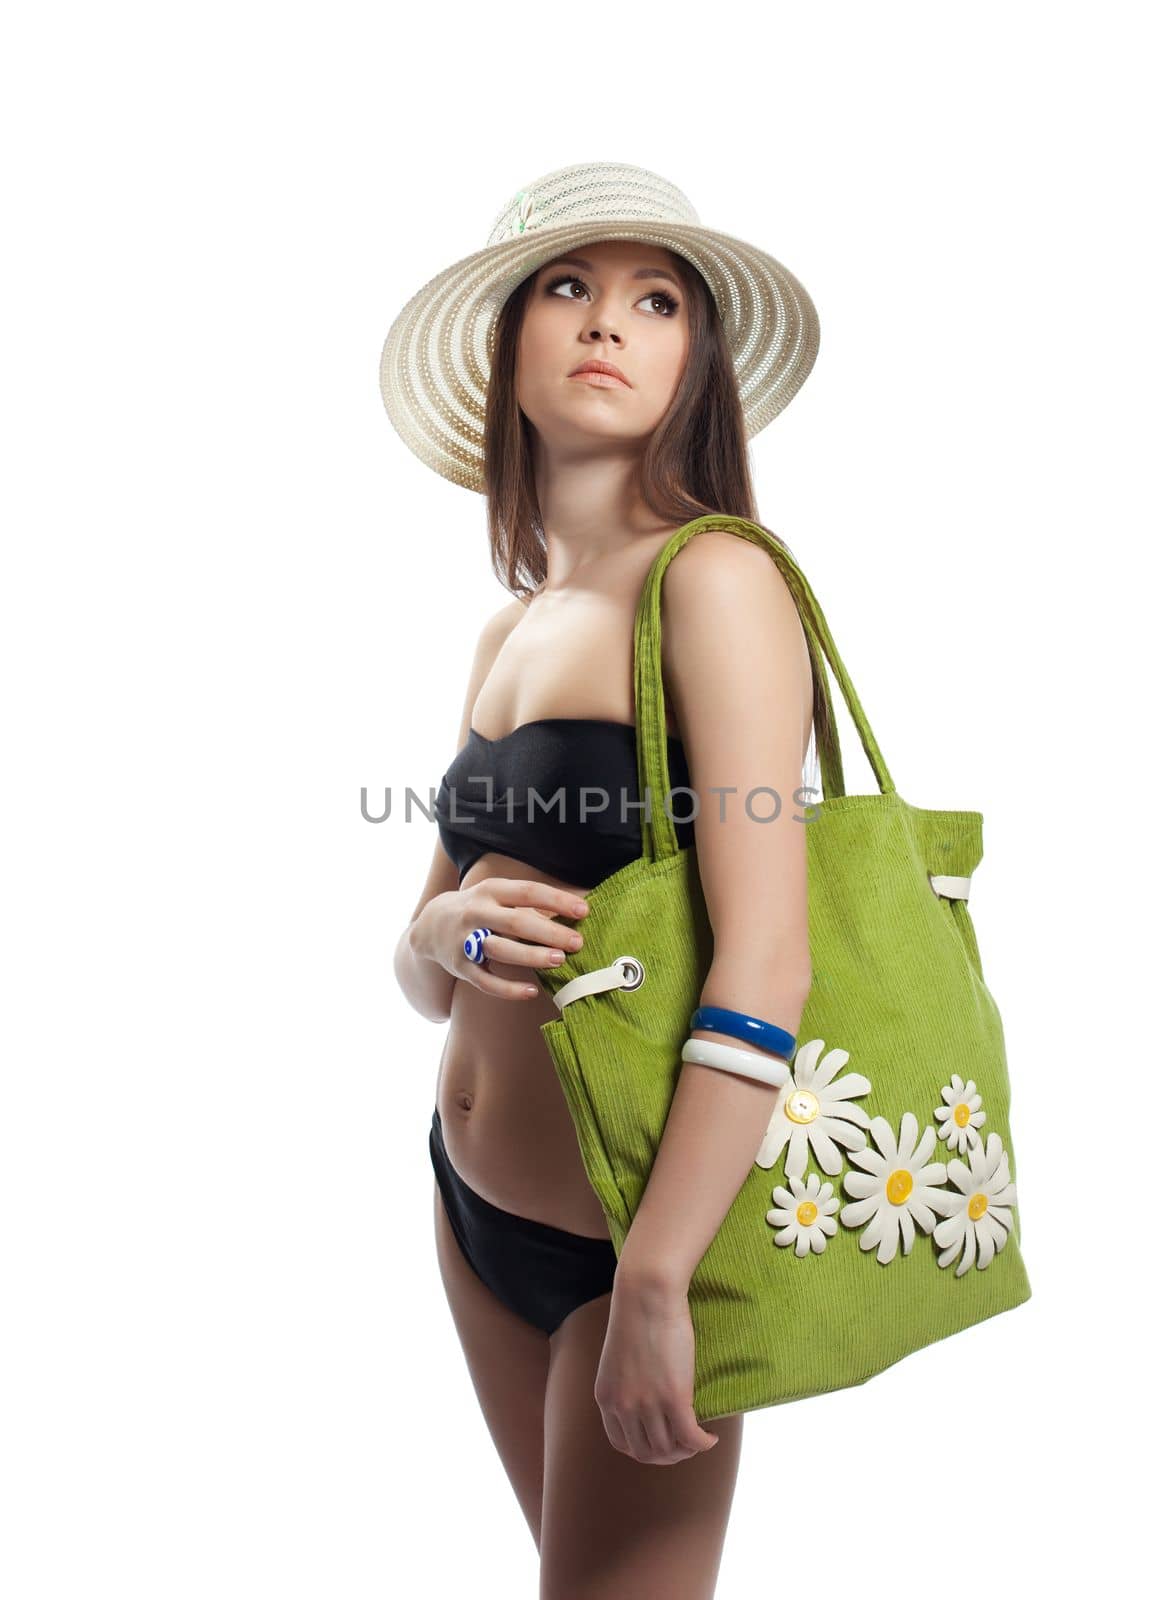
[429,1106,617,1336]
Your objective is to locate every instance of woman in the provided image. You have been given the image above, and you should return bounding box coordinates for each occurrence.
[385,164,823,1597]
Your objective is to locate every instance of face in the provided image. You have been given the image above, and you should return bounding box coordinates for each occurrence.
[514,238,690,456]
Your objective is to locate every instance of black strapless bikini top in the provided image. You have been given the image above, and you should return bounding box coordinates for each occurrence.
[435,717,694,889]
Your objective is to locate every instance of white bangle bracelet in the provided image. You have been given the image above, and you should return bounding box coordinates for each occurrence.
[680,1037,790,1089]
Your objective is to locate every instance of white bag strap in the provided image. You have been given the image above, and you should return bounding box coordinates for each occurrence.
[552,956,645,1012]
[929,873,972,901]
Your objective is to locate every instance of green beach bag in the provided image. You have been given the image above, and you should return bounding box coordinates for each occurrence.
[536,514,1032,1423]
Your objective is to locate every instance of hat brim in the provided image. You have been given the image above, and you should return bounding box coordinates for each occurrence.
[379,220,819,494]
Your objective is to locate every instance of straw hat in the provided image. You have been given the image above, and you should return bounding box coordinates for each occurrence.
[378,160,820,493]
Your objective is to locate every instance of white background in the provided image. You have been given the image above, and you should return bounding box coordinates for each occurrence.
[3,3,1168,1594]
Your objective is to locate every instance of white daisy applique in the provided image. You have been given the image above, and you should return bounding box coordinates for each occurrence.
[934,1073,987,1153]
[840,1111,950,1264]
[754,1039,872,1180]
[932,1130,1018,1277]
[765,1173,840,1258]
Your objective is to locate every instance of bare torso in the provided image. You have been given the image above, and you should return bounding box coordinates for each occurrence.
[434,535,685,1238]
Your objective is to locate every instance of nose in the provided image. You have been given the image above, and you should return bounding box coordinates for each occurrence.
[583,299,623,345]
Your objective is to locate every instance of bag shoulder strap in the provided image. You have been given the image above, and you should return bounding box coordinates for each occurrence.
[633,514,895,863]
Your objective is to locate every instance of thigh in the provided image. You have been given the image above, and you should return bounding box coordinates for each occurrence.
[539,1294,743,1600]
[433,1180,550,1550]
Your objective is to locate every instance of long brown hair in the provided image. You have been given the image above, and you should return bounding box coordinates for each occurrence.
[481,248,833,786]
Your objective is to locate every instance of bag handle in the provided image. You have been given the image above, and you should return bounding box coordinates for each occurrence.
[633,515,895,863]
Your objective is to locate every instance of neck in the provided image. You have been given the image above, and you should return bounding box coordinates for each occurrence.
[532,452,675,590]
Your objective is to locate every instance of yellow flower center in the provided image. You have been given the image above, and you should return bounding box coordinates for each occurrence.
[955,1103,971,1126]
[968,1191,988,1220]
[886,1168,914,1205]
[796,1200,819,1227]
[785,1089,820,1125]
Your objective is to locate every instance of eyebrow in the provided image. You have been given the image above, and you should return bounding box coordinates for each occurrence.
[542,255,684,292]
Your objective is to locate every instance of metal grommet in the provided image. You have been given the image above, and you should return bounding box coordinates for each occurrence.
[613,956,644,990]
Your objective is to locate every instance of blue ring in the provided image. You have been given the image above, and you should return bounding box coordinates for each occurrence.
[689,1005,796,1060]
[463,927,492,965]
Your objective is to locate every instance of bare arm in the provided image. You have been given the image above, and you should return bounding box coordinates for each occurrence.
[615,531,815,1295]
[393,597,528,1022]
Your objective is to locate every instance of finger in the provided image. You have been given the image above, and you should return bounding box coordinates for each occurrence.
[482,905,587,956]
[476,932,578,972]
[598,1406,633,1458]
[486,878,591,925]
[643,1419,696,1466]
[459,959,542,1001]
[672,1405,720,1454]
[619,1416,654,1464]
[639,1410,677,1464]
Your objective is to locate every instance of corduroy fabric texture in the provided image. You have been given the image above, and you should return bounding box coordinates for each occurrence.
[536,515,1032,1423]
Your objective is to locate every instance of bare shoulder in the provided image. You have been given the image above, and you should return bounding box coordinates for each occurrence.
[471,594,528,663]
[668,524,787,595]
[659,524,814,755]
[485,592,529,640]
[661,526,806,647]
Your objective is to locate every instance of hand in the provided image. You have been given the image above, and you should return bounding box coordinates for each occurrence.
[593,1276,719,1465]
[409,877,590,1001]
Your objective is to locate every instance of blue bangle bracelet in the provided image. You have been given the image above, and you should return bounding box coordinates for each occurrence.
[689,1005,797,1060]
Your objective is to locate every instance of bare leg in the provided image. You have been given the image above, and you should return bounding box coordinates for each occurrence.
[432,1180,550,1549]
[539,1292,743,1599]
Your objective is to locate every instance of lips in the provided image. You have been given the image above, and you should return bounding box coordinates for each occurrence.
[568,360,631,387]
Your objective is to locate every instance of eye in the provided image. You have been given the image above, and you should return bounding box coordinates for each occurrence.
[546,274,681,317]
[548,274,589,301]
[636,288,681,317]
